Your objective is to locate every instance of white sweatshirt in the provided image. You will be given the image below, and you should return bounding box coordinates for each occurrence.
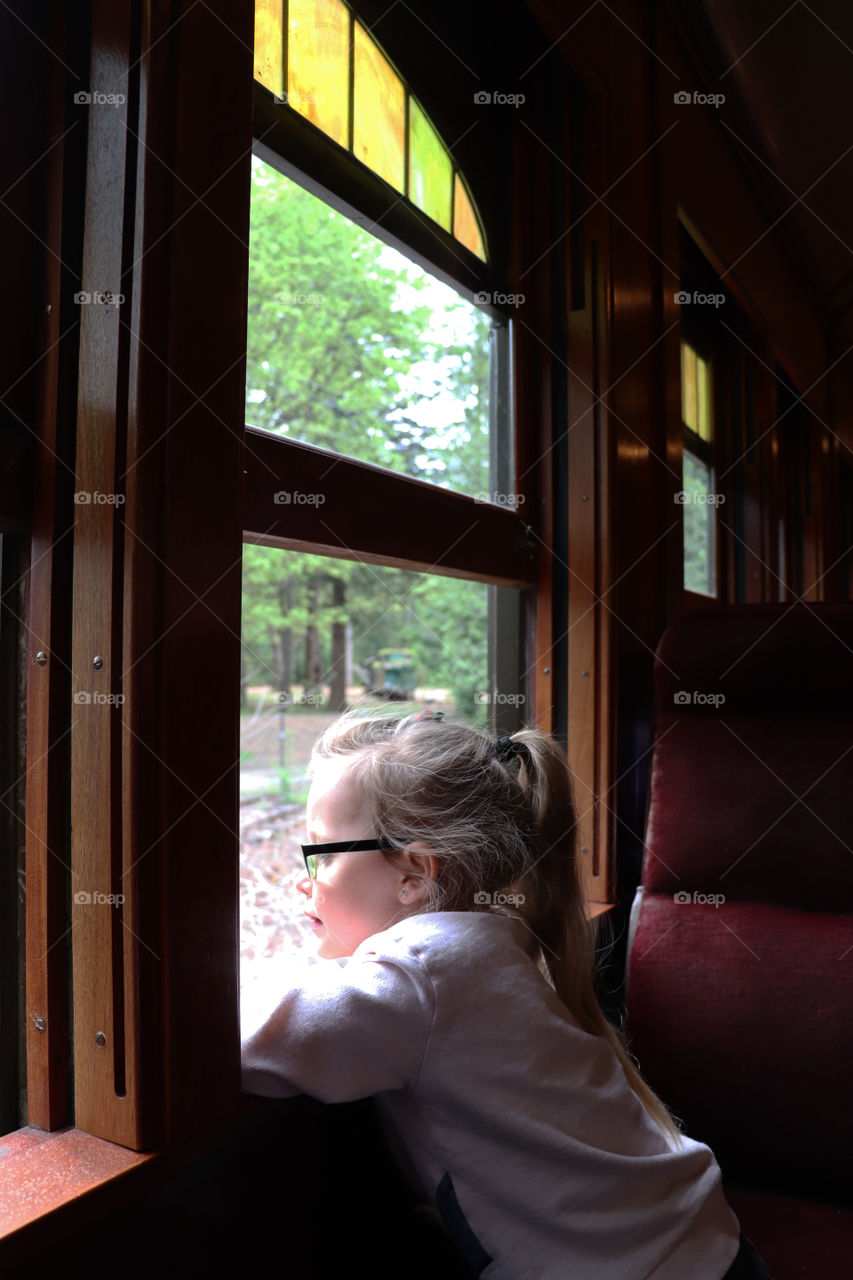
[241,911,742,1280]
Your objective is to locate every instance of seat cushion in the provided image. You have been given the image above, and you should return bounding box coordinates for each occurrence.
[723,1185,853,1279]
[626,893,853,1192]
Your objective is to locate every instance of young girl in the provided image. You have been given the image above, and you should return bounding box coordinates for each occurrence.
[241,708,771,1280]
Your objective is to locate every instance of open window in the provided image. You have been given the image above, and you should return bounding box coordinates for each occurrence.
[242,2,535,988]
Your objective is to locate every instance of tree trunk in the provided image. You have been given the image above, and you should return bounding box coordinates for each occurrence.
[329,576,346,710]
[305,577,323,690]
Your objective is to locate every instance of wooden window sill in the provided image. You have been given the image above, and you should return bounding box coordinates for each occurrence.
[0,1099,273,1267]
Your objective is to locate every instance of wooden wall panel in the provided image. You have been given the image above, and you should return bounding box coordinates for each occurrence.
[69,0,253,1149]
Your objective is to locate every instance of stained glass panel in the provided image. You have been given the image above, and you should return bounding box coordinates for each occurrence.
[254,0,284,100]
[287,0,350,146]
[696,353,712,442]
[454,174,486,261]
[409,99,452,232]
[681,341,697,433]
[353,22,405,192]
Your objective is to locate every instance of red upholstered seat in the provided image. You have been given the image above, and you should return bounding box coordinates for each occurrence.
[625,604,853,1276]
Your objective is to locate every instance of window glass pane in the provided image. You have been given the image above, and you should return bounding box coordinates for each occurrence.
[240,548,493,1005]
[254,0,284,100]
[353,22,405,191]
[454,173,486,261]
[246,156,492,496]
[409,98,452,232]
[683,449,716,595]
[287,0,350,146]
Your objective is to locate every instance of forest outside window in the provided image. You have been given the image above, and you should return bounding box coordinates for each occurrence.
[239,548,521,1017]
[245,157,493,495]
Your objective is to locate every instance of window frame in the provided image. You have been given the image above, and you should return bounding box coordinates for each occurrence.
[1,1,615,1258]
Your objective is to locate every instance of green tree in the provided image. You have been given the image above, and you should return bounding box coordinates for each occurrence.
[245,156,491,493]
[241,158,493,711]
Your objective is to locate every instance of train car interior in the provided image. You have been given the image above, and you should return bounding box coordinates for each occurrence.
[0,1,851,1276]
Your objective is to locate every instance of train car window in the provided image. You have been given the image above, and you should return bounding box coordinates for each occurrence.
[243,0,535,1008]
[245,157,492,496]
[240,547,511,1011]
[679,339,717,596]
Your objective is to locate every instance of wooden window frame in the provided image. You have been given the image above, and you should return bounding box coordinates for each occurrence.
[0,0,616,1258]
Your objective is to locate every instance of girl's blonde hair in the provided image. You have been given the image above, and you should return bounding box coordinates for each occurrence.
[311,706,683,1146]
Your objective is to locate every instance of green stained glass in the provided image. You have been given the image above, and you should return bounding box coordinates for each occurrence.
[409,99,452,231]
[454,174,486,261]
[254,0,284,100]
[287,0,350,147]
[353,22,405,192]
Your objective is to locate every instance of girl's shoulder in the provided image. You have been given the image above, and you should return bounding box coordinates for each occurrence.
[354,910,542,985]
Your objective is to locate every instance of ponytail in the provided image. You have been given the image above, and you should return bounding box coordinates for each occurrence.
[511,730,684,1147]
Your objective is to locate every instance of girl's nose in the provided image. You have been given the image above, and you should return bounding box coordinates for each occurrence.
[296,873,312,897]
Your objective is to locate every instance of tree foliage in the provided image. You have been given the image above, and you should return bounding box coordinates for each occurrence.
[242,158,492,714]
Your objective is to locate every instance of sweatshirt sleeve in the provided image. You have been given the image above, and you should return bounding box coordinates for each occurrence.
[240,948,435,1103]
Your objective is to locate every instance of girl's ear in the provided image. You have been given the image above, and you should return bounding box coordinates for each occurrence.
[397,841,439,903]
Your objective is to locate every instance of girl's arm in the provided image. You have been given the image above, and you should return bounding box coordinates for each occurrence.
[240,951,435,1102]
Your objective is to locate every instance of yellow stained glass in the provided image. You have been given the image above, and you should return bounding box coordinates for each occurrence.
[254,0,284,100]
[288,0,350,147]
[696,353,712,442]
[353,22,405,192]
[409,99,452,232]
[453,174,486,261]
[681,342,697,432]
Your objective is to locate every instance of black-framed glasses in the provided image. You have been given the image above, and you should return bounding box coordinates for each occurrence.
[301,837,399,880]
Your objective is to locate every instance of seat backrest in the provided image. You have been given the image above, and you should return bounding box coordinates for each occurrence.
[625,603,853,1200]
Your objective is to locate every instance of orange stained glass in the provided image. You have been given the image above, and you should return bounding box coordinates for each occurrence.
[287,0,350,147]
[254,0,284,100]
[353,22,405,192]
[453,173,486,261]
[409,99,452,232]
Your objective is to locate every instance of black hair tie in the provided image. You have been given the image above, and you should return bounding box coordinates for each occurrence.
[494,735,517,763]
